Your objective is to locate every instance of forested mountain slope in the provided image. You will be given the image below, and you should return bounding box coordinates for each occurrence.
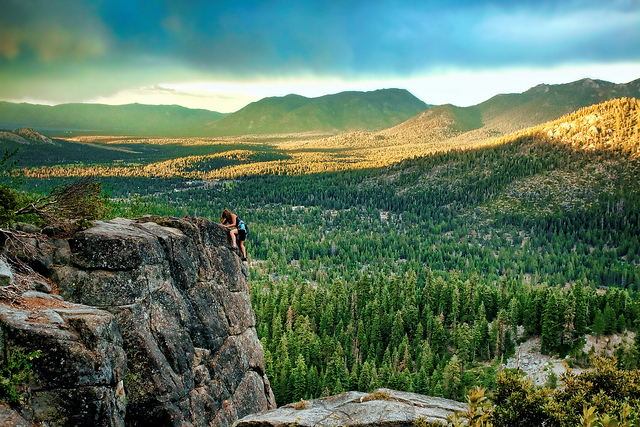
[5,98,640,427]
[202,88,430,135]
[0,89,428,137]
[478,78,640,131]
[382,78,640,150]
[491,96,640,156]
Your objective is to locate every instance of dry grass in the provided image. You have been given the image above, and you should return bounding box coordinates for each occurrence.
[361,390,393,402]
[291,399,309,410]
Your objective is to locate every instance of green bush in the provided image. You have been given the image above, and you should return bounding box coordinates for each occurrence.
[0,344,42,404]
[0,185,18,227]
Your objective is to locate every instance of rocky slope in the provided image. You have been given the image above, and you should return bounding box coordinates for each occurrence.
[0,216,275,426]
[0,127,55,145]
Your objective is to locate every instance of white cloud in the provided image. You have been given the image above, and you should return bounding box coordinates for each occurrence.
[83,61,640,112]
[477,7,640,46]
[403,62,640,106]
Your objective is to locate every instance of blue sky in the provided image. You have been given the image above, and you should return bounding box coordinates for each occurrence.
[1,0,639,112]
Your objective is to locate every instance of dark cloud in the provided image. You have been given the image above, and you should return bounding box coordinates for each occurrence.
[0,0,639,103]
[0,0,111,61]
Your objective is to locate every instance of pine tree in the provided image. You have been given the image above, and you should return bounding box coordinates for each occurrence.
[508,297,520,340]
[473,303,490,361]
[593,309,605,341]
[390,310,405,350]
[454,323,473,367]
[307,365,320,398]
[379,362,392,388]
[325,348,348,395]
[541,292,560,354]
[442,355,462,400]
[276,351,292,405]
[413,365,428,394]
[617,313,627,333]
[573,280,587,336]
[349,360,360,391]
[617,343,639,370]
[263,344,274,384]
[604,303,617,335]
[397,367,413,392]
[355,274,371,317]
[358,361,374,392]
[431,315,448,355]
[300,286,317,319]
[451,285,461,328]
[332,377,344,395]
[291,354,308,402]
[430,362,444,397]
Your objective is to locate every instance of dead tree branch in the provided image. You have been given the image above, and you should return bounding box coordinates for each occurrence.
[14,178,105,225]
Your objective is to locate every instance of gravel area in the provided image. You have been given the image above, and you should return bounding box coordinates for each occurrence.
[503,329,636,387]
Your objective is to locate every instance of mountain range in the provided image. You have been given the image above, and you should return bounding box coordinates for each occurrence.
[0,89,428,137]
[0,78,639,140]
[382,78,640,146]
[202,88,430,135]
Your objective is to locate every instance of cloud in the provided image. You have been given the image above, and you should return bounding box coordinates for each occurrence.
[473,3,640,65]
[0,0,639,108]
[3,0,640,71]
[0,0,111,61]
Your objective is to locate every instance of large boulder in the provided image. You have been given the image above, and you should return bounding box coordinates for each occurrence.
[0,216,275,426]
[235,388,468,426]
[0,291,126,426]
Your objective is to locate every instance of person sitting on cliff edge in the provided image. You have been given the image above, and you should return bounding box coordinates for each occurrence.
[220,208,248,261]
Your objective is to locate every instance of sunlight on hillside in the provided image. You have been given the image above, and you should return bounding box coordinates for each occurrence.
[487,97,640,156]
[21,97,640,180]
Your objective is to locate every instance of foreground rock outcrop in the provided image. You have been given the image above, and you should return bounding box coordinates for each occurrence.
[235,388,467,426]
[0,216,275,426]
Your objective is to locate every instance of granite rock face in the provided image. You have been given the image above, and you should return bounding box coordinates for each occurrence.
[235,388,467,427]
[0,216,275,426]
[0,292,127,426]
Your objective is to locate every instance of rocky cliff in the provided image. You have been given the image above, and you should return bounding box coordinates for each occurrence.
[0,216,275,426]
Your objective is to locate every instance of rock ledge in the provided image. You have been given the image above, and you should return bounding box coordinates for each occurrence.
[235,388,467,427]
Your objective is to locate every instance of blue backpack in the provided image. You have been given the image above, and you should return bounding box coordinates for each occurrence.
[237,218,249,236]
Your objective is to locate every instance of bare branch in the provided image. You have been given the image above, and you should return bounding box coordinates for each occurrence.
[13,178,105,225]
[0,227,42,270]
[0,227,48,304]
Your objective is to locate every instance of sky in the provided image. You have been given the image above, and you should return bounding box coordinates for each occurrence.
[1,0,639,113]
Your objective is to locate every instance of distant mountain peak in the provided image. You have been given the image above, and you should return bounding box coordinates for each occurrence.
[578,78,601,89]
[530,83,550,93]
[205,88,429,135]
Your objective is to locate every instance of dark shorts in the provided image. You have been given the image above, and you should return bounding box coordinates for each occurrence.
[238,228,246,241]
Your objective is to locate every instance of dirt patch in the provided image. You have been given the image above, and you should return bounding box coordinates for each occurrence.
[0,269,67,311]
[583,332,635,356]
[504,331,636,387]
